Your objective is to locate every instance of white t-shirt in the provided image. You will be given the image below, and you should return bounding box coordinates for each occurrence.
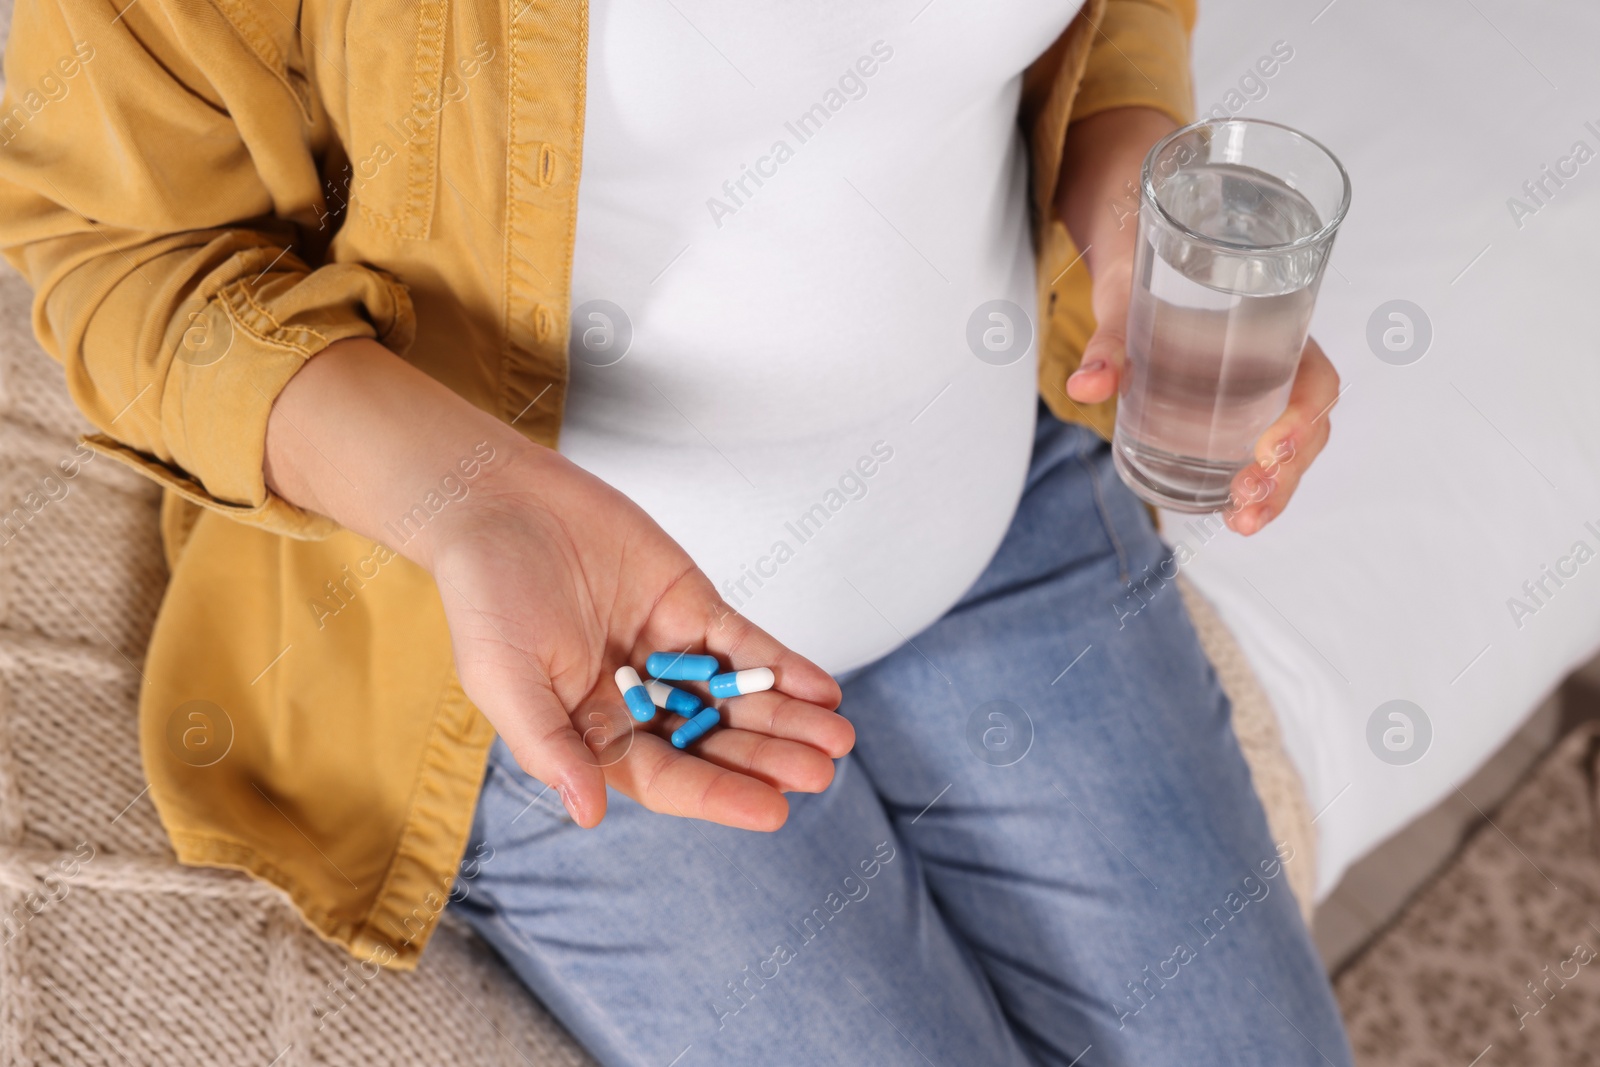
[561,0,1086,674]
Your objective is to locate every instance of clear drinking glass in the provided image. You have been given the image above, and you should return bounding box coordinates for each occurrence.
[1112,118,1352,513]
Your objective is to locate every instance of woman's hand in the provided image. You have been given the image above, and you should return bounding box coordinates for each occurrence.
[1056,107,1340,534]
[427,443,851,830]
[265,338,852,831]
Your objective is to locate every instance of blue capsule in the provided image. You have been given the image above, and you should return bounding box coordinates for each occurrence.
[671,707,721,749]
[645,651,719,681]
[707,667,775,699]
[646,679,703,717]
[614,666,655,722]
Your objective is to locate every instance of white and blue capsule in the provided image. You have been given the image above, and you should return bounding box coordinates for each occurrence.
[671,707,721,749]
[645,651,720,682]
[645,679,703,717]
[614,666,656,722]
[708,667,774,699]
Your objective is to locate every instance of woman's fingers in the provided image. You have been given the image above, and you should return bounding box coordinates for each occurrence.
[494,683,610,828]
[586,684,840,795]
[680,724,839,793]
[604,731,792,831]
[1064,346,1121,404]
[1257,337,1340,472]
[692,610,855,759]
[436,575,612,827]
[597,573,851,824]
[1062,262,1139,404]
[642,573,843,711]
[1067,253,1136,405]
[701,608,842,711]
[1228,337,1340,535]
[704,689,855,759]
[1065,314,1128,404]
[628,581,853,756]
[1223,462,1283,536]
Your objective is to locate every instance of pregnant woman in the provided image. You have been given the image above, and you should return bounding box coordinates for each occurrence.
[0,0,1347,1063]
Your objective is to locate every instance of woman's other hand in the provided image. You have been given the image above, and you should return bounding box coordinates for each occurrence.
[1057,107,1340,534]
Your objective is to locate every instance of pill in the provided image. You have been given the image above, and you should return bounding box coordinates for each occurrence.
[614,666,656,722]
[646,679,703,717]
[707,667,775,699]
[645,651,720,681]
[671,707,721,749]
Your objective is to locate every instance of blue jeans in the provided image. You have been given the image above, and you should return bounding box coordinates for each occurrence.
[452,406,1353,1067]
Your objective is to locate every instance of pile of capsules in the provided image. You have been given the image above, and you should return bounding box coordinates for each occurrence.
[613,652,774,749]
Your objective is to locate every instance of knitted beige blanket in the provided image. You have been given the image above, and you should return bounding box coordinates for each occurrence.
[0,258,1314,1063]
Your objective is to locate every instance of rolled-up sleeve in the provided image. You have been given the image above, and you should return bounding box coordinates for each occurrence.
[1071,0,1197,127]
[0,0,414,539]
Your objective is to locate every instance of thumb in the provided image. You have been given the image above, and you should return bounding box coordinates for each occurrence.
[435,575,610,826]
[1065,324,1126,405]
[494,684,609,827]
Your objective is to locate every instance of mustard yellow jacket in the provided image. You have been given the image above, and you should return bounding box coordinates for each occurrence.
[0,0,1195,969]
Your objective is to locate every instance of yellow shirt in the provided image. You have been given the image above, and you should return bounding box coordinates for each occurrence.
[0,0,1194,969]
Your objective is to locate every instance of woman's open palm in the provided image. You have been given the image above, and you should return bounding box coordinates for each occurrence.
[429,444,853,831]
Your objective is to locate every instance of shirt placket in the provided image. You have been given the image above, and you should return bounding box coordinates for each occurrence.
[501,0,589,446]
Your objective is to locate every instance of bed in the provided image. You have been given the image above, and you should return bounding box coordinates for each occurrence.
[1175,0,1600,894]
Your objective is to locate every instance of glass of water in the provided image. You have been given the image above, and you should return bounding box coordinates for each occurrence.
[1112,118,1351,513]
